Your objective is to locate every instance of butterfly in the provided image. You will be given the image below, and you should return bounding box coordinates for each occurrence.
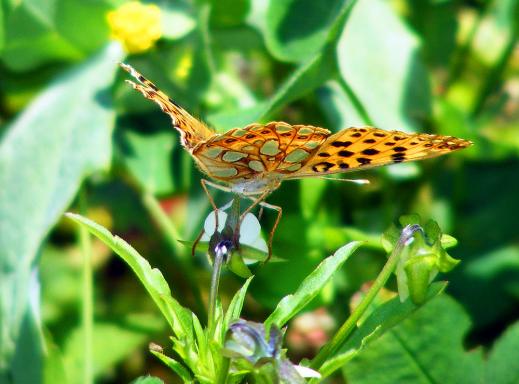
[121,63,472,257]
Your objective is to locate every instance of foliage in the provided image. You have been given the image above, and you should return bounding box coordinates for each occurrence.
[0,0,518,383]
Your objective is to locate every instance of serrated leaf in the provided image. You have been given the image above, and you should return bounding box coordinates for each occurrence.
[224,277,254,330]
[150,349,193,383]
[65,213,193,340]
[266,241,362,328]
[131,376,165,384]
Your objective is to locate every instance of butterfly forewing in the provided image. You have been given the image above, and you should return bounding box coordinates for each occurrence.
[293,127,472,177]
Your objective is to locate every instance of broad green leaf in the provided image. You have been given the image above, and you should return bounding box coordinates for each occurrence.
[210,0,249,27]
[43,334,68,384]
[299,178,327,220]
[404,1,459,68]
[263,0,342,62]
[54,0,111,54]
[266,241,362,328]
[208,0,357,128]
[131,376,165,384]
[316,81,370,129]
[6,286,44,384]
[63,316,163,383]
[119,129,177,195]
[342,294,484,384]
[65,213,193,340]
[0,43,121,375]
[318,283,446,380]
[207,48,336,129]
[1,0,83,70]
[337,0,431,132]
[224,277,254,329]
[485,320,519,384]
[161,2,196,39]
[0,5,4,52]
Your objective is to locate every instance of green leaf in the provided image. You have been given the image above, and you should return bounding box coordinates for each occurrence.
[485,320,519,384]
[210,0,249,27]
[207,48,336,129]
[1,0,83,70]
[6,293,44,384]
[224,277,254,329]
[316,80,370,129]
[119,129,177,195]
[342,294,484,384]
[263,0,343,62]
[266,241,362,328]
[150,349,193,383]
[319,283,446,380]
[63,316,163,383]
[0,43,121,374]
[337,0,431,132]
[131,376,165,384]
[161,2,196,39]
[65,213,193,340]
[54,0,111,54]
[0,5,4,52]
[43,333,68,384]
[208,0,357,129]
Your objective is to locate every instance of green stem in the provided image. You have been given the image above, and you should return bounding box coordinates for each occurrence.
[216,357,230,384]
[310,225,422,369]
[79,189,93,384]
[208,247,225,331]
[470,28,518,116]
[141,191,207,320]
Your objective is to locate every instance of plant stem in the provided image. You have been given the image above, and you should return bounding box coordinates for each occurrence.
[141,191,206,320]
[310,224,422,369]
[208,247,225,331]
[79,189,93,384]
[216,356,230,384]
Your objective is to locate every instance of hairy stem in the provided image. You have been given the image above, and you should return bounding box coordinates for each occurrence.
[310,224,423,369]
[79,188,93,384]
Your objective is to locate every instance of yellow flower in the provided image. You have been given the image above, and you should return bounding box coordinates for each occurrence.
[107,2,162,54]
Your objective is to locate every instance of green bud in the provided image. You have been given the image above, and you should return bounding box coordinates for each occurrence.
[383,215,460,304]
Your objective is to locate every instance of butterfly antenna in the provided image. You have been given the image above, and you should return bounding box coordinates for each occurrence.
[318,176,370,185]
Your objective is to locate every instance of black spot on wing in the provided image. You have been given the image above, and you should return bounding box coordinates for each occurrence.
[362,149,380,155]
[331,141,352,147]
[312,162,335,172]
[339,150,354,157]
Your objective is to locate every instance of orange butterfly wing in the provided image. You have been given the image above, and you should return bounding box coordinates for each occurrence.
[192,122,330,182]
[292,127,472,177]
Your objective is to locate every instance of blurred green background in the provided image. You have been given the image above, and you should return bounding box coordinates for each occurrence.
[0,0,518,383]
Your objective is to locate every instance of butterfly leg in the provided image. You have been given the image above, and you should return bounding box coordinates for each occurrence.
[258,201,282,262]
